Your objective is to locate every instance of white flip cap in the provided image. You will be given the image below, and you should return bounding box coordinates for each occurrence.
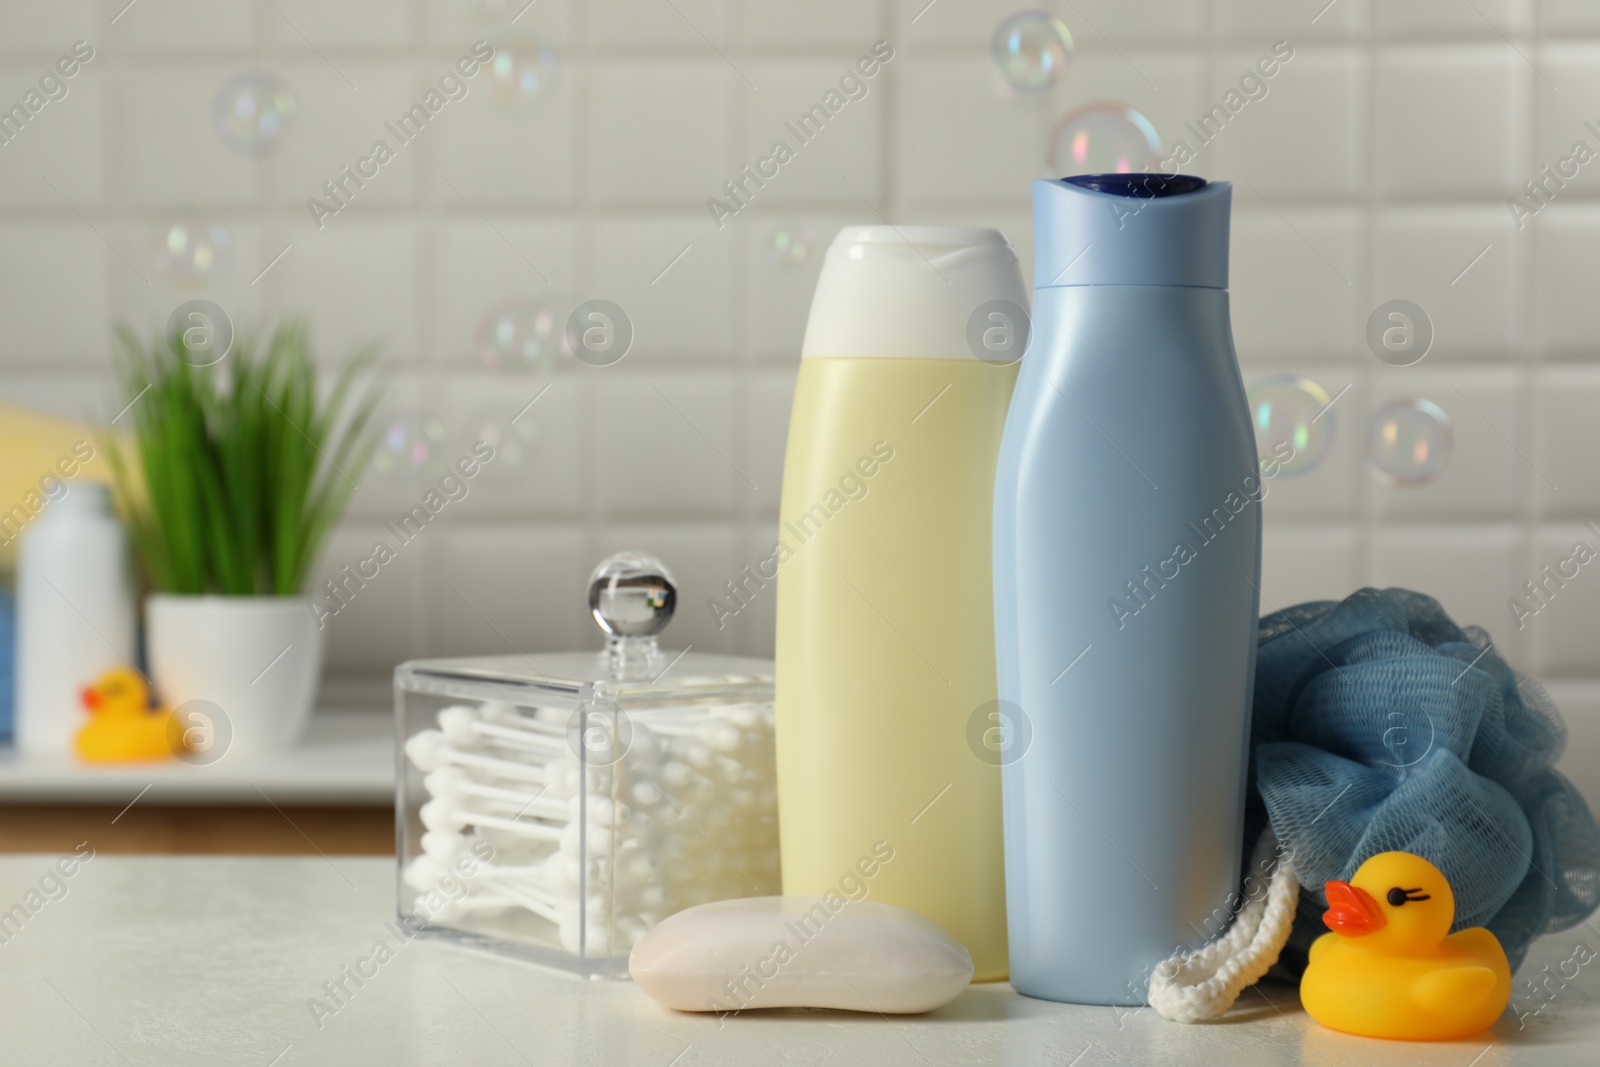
[800,225,1028,360]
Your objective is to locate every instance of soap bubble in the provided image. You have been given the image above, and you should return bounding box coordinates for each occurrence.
[150,217,229,288]
[765,223,814,267]
[468,408,540,472]
[476,298,567,373]
[372,413,447,477]
[1248,375,1336,477]
[992,11,1074,92]
[487,33,557,110]
[212,72,297,153]
[1048,103,1161,176]
[1368,399,1452,487]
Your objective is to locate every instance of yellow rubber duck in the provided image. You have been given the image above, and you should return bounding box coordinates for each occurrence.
[1300,851,1511,1041]
[76,667,179,762]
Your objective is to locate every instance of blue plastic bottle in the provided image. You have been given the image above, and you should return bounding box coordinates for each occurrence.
[993,174,1261,1005]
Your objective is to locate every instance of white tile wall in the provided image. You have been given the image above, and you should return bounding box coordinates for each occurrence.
[1,0,1598,801]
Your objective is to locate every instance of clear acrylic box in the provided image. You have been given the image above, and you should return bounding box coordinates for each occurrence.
[394,553,778,977]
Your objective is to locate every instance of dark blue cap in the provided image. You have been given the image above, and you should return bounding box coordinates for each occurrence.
[1063,173,1209,198]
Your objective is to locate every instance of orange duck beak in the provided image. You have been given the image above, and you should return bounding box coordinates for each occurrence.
[1324,880,1386,936]
[79,686,102,712]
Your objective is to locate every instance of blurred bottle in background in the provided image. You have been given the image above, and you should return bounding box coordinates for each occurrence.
[15,483,137,753]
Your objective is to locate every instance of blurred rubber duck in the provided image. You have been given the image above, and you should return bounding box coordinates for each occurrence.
[76,667,178,762]
[1300,851,1511,1041]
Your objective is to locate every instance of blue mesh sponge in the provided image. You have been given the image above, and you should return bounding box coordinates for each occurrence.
[1247,587,1600,974]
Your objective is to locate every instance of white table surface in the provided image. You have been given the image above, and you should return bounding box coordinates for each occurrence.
[0,711,393,805]
[0,856,1595,1066]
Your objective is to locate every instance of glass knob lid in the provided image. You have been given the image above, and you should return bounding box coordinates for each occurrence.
[588,551,676,638]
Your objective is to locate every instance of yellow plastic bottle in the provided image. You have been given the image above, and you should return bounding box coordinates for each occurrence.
[775,226,1028,981]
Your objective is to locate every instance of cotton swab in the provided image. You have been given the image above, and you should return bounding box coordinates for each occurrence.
[438,705,567,753]
[403,695,780,955]
[424,767,568,819]
[420,797,577,843]
[405,729,546,783]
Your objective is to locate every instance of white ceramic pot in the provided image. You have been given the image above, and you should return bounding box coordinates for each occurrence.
[145,595,325,759]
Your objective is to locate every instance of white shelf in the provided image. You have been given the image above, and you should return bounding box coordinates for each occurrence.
[0,710,393,805]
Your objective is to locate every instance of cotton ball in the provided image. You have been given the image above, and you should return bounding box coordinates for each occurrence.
[404,729,448,771]
[659,761,693,789]
[559,919,582,952]
[684,743,714,770]
[727,705,760,730]
[629,779,663,806]
[437,705,481,746]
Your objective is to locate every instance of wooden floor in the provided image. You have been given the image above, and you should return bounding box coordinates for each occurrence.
[0,805,395,855]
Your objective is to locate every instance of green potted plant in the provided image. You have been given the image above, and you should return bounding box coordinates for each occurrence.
[107,322,381,756]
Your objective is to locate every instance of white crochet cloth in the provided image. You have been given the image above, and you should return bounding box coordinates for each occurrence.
[1147,828,1300,1023]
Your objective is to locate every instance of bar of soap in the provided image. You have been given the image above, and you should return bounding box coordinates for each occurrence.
[629,896,973,1014]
